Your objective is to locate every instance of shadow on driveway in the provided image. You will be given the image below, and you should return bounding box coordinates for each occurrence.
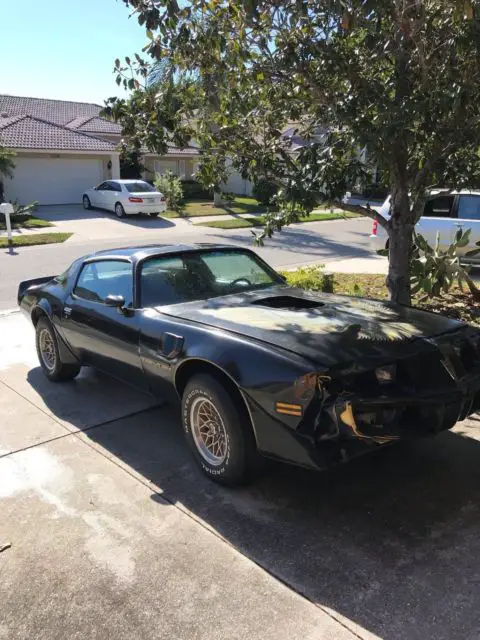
[26,365,480,640]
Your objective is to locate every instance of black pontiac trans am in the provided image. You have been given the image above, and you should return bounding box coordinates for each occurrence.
[18,244,480,485]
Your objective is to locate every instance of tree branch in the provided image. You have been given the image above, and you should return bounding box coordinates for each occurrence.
[331,201,388,230]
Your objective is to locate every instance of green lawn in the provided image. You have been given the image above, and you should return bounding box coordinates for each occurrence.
[0,232,72,248]
[282,268,479,327]
[196,211,360,229]
[0,214,53,230]
[163,197,269,218]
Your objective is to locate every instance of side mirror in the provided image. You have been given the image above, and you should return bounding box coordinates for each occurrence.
[105,294,125,309]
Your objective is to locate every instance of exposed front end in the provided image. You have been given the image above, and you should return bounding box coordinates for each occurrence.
[251,327,480,471]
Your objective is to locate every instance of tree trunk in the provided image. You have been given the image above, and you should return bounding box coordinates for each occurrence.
[387,185,414,306]
[213,191,224,206]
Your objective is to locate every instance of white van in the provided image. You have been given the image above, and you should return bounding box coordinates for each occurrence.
[370,190,480,262]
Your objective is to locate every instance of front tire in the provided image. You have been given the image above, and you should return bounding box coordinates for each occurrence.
[83,195,91,210]
[182,374,260,485]
[115,202,126,218]
[35,317,81,382]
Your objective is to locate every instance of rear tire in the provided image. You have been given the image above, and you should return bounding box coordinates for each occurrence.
[115,202,126,218]
[35,317,81,382]
[182,374,260,485]
[83,195,91,210]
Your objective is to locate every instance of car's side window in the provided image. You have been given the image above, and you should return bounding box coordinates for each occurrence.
[457,195,480,221]
[74,260,133,305]
[96,182,108,191]
[423,195,455,218]
[110,181,122,192]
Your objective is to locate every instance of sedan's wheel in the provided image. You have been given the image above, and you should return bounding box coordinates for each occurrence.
[83,195,91,210]
[35,317,81,382]
[182,374,260,485]
[115,202,126,218]
[149,212,160,217]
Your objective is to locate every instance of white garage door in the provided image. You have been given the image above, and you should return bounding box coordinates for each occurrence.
[6,156,103,205]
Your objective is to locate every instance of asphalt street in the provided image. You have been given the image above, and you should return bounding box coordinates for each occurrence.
[0,216,372,310]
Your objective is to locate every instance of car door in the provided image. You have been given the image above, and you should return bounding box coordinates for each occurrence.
[60,259,148,390]
[104,181,122,212]
[452,194,480,259]
[416,194,456,250]
[90,182,109,208]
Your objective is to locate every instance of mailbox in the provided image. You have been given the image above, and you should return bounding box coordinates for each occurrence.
[0,202,14,243]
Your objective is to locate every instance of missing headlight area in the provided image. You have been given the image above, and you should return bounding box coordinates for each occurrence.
[312,331,480,451]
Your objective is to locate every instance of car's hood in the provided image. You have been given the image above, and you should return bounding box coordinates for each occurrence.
[159,286,466,368]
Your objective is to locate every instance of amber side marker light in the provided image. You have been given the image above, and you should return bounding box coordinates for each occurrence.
[275,402,303,417]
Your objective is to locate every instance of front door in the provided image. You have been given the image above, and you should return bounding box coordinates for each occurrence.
[60,259,147,389]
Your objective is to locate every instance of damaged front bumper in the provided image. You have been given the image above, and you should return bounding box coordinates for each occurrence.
[309,328,480,466]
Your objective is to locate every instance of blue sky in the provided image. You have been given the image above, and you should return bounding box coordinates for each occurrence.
[0,0,147,106]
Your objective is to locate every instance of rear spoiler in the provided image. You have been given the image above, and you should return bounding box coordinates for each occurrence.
[17,275,56,306]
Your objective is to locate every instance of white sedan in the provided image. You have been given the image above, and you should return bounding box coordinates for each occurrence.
[82,179,167,218]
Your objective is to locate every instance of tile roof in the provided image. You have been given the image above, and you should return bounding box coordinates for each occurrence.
[0,94,122,138]
[0,94,198,155]
[76,117,122,134]
[65,115,96,130]
[0,95,102,126]
[0,115,117,152]
[0,115,25,129]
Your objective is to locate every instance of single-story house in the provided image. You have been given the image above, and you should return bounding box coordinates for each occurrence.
[0,95,199,205]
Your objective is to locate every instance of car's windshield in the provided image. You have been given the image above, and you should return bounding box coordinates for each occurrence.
[140,249,282,307]
[124,181,156,193]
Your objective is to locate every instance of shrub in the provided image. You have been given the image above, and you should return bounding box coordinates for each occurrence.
[220,191,235,202]
[12,200,38,216]
[252,178,278,206]
[281,265,334,293]
[410,229,480,299]
[0,200,38,223]
[181,179,213,200]
[154,171,183,210]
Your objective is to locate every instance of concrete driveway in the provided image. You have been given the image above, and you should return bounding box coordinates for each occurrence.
[36,204,176,241]
[2,312,480,639]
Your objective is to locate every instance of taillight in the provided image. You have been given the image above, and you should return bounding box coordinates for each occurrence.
[160,196,166,202]
[128,197,143,203]
[372,220,378,236]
